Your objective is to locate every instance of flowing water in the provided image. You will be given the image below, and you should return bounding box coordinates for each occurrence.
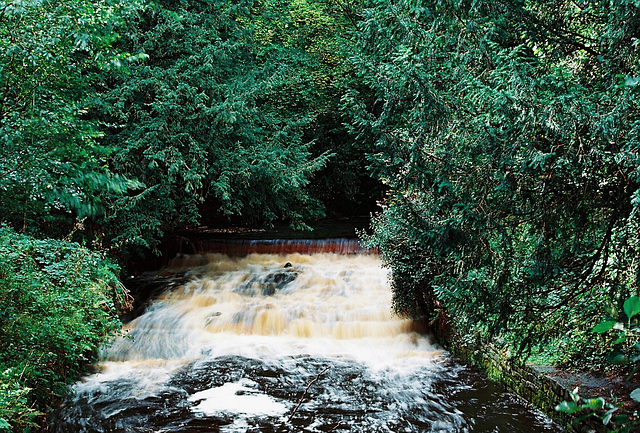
[52,251,562,432]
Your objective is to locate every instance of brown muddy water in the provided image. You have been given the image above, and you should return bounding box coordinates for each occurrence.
[51,251,563,432]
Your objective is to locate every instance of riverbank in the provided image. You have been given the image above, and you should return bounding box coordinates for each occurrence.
[433,329,640,432]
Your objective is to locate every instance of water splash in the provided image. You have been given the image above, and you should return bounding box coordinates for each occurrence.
[107,254,436,367]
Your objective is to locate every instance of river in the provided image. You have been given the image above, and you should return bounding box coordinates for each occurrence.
[51,249,562,432]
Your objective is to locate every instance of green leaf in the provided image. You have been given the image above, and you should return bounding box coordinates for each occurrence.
[630,388,640,402]
[581,397,605,411]
[555,401,580,414]
[613,336,628,345]
[608,352,629,364]
[612,414,631,424]
[0,419,10,429]
[592,320,616,333]
[623,296,640,320]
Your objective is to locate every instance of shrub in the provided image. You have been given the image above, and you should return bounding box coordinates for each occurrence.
[0,226,128,431]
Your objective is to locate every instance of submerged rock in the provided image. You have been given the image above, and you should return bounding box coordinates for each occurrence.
[236,266,299,297]
[261,269,298,296]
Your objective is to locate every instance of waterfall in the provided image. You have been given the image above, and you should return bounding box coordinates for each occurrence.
[51,249,560,433]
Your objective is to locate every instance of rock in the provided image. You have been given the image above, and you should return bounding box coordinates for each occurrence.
[235,268,299,297]
[261,270,297,296]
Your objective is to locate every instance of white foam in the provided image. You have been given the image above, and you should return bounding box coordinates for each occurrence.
[188,379,287,417]
[104,254,440,366]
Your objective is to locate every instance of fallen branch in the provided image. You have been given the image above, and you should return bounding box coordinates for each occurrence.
[328,421,344,432]
[287,366,331,422]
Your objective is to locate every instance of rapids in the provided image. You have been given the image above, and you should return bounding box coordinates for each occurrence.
[51,252,562,432]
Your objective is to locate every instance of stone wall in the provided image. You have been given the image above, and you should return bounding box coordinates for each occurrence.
[435,329,609,433]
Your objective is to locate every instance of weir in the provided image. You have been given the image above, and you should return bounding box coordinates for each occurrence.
[176,238,377,256]
[52,241,562,432]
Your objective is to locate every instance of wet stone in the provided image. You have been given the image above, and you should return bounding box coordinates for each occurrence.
[235,268,298,297]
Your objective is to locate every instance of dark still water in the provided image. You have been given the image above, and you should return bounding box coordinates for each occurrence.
[51,253,562,432]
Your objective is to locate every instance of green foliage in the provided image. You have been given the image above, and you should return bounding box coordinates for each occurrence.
[554,387,635,431]
[592,295,640,378]
[624,297,640,321]
[0,4,142,429]
[559,295,640,430]
[555,385,639,432]
[97,0,343,248]
[0,225,127,432]
[0,371,40,433]
[555,388,609,415]
[349,0,640,361]
[244,0,380,215]
[1,0,366,254]
[0,0,144,239]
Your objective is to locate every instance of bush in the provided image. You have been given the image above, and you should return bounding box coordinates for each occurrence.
[0,226,128,432]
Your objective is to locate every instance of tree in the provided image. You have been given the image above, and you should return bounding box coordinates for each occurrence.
[0,0,143,239]
[348,0,640,361]
[98,0,337,251]
[246,0,382,216]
